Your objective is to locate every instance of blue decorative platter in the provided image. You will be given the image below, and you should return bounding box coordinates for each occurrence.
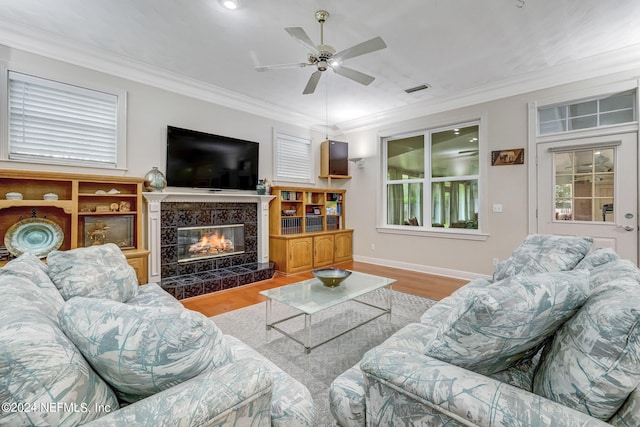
[4,218,64,258]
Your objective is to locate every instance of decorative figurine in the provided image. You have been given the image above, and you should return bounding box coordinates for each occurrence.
[119,201,131,212]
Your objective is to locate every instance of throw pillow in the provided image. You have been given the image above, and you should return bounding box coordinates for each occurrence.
[0,253,65,314]
[587,259,640,291]
[424,269,590,375]
[573,247,619,270]
[533,277,640,420]
[493,234,593,281]
[0,310,118,426]
[419,277,492,326]
[47,243,138,302]
[59,297,230,403]
[125,283,184,309]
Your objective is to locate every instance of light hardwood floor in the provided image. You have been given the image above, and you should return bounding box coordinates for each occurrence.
[181,261,469,317]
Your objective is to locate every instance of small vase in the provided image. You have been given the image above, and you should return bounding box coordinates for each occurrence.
[256,179,266,195]
[144,167,167,192]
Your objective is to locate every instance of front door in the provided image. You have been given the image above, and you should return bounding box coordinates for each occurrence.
[536,133,638,263]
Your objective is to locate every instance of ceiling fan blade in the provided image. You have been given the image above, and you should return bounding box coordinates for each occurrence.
[285,27,319,54]
[303,71,322,95]
[255,62,310,72]
[332,65,375,86]
[332,36,387,62]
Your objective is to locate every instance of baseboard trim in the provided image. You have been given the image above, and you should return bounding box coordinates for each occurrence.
[353,255,491,282]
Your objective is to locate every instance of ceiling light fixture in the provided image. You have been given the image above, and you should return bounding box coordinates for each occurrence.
[220,0,239,10]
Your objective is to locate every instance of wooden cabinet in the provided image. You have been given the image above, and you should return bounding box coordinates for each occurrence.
[270,186,347,235]
[313,234,335,268]
[269,236,313,274]
[124,250,149,285]
[269,185,353,274]
[334,231,353,263]
[320,140,349,176]
[319,140,352,186]
[0,169,149,283]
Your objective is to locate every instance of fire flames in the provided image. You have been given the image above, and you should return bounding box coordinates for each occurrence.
[188,232,234,256]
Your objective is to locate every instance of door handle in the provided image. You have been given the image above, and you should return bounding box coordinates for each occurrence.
[623,225,636,232]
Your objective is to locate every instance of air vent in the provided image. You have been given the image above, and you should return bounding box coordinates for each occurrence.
[404,84,430,94]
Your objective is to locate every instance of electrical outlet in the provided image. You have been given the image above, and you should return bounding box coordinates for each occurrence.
[492,257,500,267]
[492,204,503,213]
[371,243,375,251]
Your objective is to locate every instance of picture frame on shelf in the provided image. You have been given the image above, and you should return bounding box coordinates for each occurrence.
[83,215,135,249]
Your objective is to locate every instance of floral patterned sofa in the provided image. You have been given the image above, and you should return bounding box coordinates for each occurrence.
[0,244,314,426]
[330,235,640,426]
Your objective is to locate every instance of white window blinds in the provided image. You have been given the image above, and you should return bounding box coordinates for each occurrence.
[9,71,119,167]
[274,132,313,182]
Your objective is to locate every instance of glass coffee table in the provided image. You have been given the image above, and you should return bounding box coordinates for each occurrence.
[259,270,395,354]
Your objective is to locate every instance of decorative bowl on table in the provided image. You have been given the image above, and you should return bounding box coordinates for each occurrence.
[312,268,352,288]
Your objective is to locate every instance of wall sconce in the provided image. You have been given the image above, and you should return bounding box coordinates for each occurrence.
[349,157,365,169]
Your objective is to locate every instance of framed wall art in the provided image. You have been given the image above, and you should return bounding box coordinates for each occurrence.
[491,148,525,166]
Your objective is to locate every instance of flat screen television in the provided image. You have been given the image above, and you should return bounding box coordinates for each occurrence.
[166,126,259,191]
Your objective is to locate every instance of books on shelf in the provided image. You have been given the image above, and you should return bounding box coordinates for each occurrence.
[326,201,338,215]
[281,217,302,234]
[305,216,323,232]
[326,215,340,230]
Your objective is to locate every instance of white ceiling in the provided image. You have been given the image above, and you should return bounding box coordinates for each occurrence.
[1,0,640,132]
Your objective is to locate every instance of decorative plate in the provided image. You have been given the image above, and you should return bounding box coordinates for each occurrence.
[4,218,64,258]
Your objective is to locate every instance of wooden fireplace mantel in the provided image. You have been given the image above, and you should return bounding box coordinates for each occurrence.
[143,190,275,283]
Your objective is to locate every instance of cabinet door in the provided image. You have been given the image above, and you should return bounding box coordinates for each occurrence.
[125,255,148,285]
[334,232,353,263]
[314,234,335,267]
[287,237,313,273]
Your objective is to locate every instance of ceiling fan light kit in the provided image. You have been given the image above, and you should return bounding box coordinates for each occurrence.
[220,0,239,10]
[256,10,387,94]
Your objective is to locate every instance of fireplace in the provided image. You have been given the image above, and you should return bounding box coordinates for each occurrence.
[178,224,244,262]
[143,191,275,300]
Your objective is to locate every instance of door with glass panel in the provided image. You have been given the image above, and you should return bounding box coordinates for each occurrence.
[536,133,637,262]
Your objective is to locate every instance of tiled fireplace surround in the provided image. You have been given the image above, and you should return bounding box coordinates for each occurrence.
[143,192,275,299]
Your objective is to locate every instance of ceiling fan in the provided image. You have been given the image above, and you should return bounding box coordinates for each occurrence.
[255,10,387,95]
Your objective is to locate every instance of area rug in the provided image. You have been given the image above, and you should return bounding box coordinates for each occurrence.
[210,289,436,426]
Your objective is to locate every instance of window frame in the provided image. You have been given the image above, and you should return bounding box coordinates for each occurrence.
[537,89,637,137]
[272,129,314,184]
[379,119,488,241]
[1,66,127,170]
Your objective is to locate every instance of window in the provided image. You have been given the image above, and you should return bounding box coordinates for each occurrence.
[538,90,636,135]
[554,147,615,222]
[384,122,480,231]
[273,131,313,183]
[8,71,124,168]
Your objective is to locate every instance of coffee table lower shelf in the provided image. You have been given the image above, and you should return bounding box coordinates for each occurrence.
[264,288,392,354]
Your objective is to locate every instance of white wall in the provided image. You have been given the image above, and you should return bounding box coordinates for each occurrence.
[343,70,640,277]
[0,47,328,182]
[2,45,638,279]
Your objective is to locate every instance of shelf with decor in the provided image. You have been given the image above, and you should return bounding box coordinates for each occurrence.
[269,185,352,274]
[0,169,149,284]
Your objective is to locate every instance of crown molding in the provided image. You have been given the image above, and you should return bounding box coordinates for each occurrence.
[336,43,640,134]
[2,19,640,136]
[0,20,323,130]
